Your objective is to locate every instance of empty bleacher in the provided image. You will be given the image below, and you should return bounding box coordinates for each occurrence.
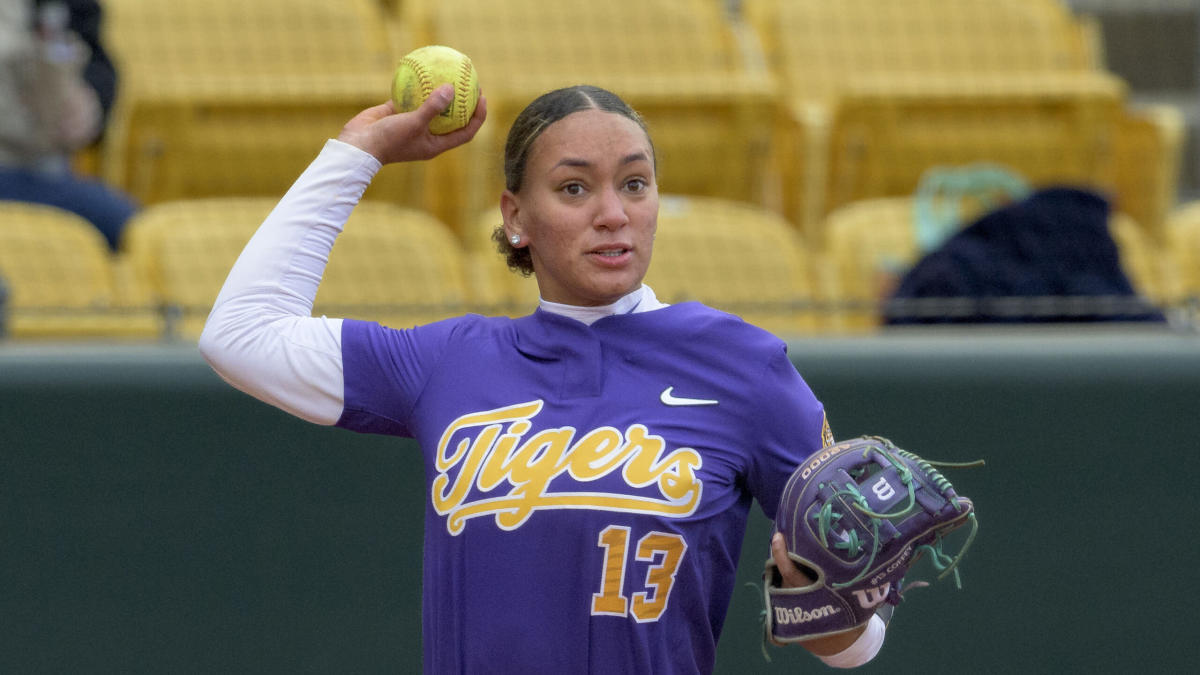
[1,0,1194,341]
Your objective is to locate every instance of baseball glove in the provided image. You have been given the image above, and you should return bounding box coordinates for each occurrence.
[763,435,979,644]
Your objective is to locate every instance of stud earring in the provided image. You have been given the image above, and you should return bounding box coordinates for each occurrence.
[510,234,521,246]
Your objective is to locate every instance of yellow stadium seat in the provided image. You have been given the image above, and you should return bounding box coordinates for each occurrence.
[1166,201,1200,301]
[100,0,420,207]
[120,198,270,339]
[1108,211,1183,308]
[645,195,822,337]
[0,201,160,339]
[741,0,1132,244]
[745,0,1096,93]
[825,75,1121,221]
[121,198,469,339]
[413,0,779,231]
[318,203,471,329]
[463,209,541,317]
[820,194,1176,331]
[1111,104,1187,245]
[820,198,927,332]
[391,0,435,47]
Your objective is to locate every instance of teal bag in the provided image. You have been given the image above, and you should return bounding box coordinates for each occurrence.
[912,164,1031,254]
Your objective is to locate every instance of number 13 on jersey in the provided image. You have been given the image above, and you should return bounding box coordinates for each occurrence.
[591,525,688,622]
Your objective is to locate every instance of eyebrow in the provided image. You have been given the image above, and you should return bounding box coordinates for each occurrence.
[553,152,651,170]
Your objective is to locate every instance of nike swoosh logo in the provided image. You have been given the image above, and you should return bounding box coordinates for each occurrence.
[660,387,719,407]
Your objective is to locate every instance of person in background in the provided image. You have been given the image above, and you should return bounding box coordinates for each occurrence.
[0,0,136,251]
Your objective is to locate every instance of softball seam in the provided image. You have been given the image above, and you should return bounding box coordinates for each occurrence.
[402,55,436,103]
[453,57,474,127]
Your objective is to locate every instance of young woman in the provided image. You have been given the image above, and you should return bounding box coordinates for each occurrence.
[200,84,883,673]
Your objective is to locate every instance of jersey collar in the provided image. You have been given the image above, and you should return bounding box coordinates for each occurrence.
[537,285,667,326]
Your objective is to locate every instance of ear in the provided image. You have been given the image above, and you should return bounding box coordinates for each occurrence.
[500,190,525,244]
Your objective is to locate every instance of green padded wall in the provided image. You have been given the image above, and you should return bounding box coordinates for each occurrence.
[2,331,1197,673]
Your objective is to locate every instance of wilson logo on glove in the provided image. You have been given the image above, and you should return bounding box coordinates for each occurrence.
[851,583,891,609]
[773,604,841,624]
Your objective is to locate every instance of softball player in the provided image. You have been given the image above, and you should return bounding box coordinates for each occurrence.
[200,85,883,673]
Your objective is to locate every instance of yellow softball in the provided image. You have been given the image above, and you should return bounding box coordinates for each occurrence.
[391,45,480,135]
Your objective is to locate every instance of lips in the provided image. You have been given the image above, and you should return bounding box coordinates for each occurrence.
[587,245,633,265]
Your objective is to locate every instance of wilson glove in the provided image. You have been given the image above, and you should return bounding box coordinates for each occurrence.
[764,435,979,644]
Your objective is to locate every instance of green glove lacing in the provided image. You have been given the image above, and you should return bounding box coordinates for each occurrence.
[817,443,982,590]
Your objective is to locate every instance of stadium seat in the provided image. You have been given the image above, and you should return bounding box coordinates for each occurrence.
[1166,201,1200,301]
[318,202,471,330]
[1111,103,1187,245]
[391,0,435,46]
[820,198,929,331]
[119,198,270,338]
[121,198,469,339]
[820,194,1176,331]
[744,0,1098,83]
[100,0,419,208]
[741,0,1150,244]
[462,209,541,317]
[645,195,823,337]
[1108,211,1183,308]
[410,0,779,231]
[0,201,159,339]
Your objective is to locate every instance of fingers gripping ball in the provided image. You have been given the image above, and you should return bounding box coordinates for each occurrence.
[391,45,480,135]
[764,436,981,644]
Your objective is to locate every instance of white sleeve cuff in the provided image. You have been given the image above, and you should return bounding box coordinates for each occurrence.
[817,613,886,669]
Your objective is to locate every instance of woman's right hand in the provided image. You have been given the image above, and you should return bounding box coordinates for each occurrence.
[337,84,487,165]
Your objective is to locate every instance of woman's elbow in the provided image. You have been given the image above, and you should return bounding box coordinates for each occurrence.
[197,306,240,375]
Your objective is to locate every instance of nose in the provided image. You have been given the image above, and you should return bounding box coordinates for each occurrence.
[593,185,630,230]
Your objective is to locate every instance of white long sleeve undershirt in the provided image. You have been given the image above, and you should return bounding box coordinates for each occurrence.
[818,614,887,668]
[198,139,375,425]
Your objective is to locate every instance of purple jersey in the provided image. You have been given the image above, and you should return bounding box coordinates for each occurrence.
[336,302,830,674]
